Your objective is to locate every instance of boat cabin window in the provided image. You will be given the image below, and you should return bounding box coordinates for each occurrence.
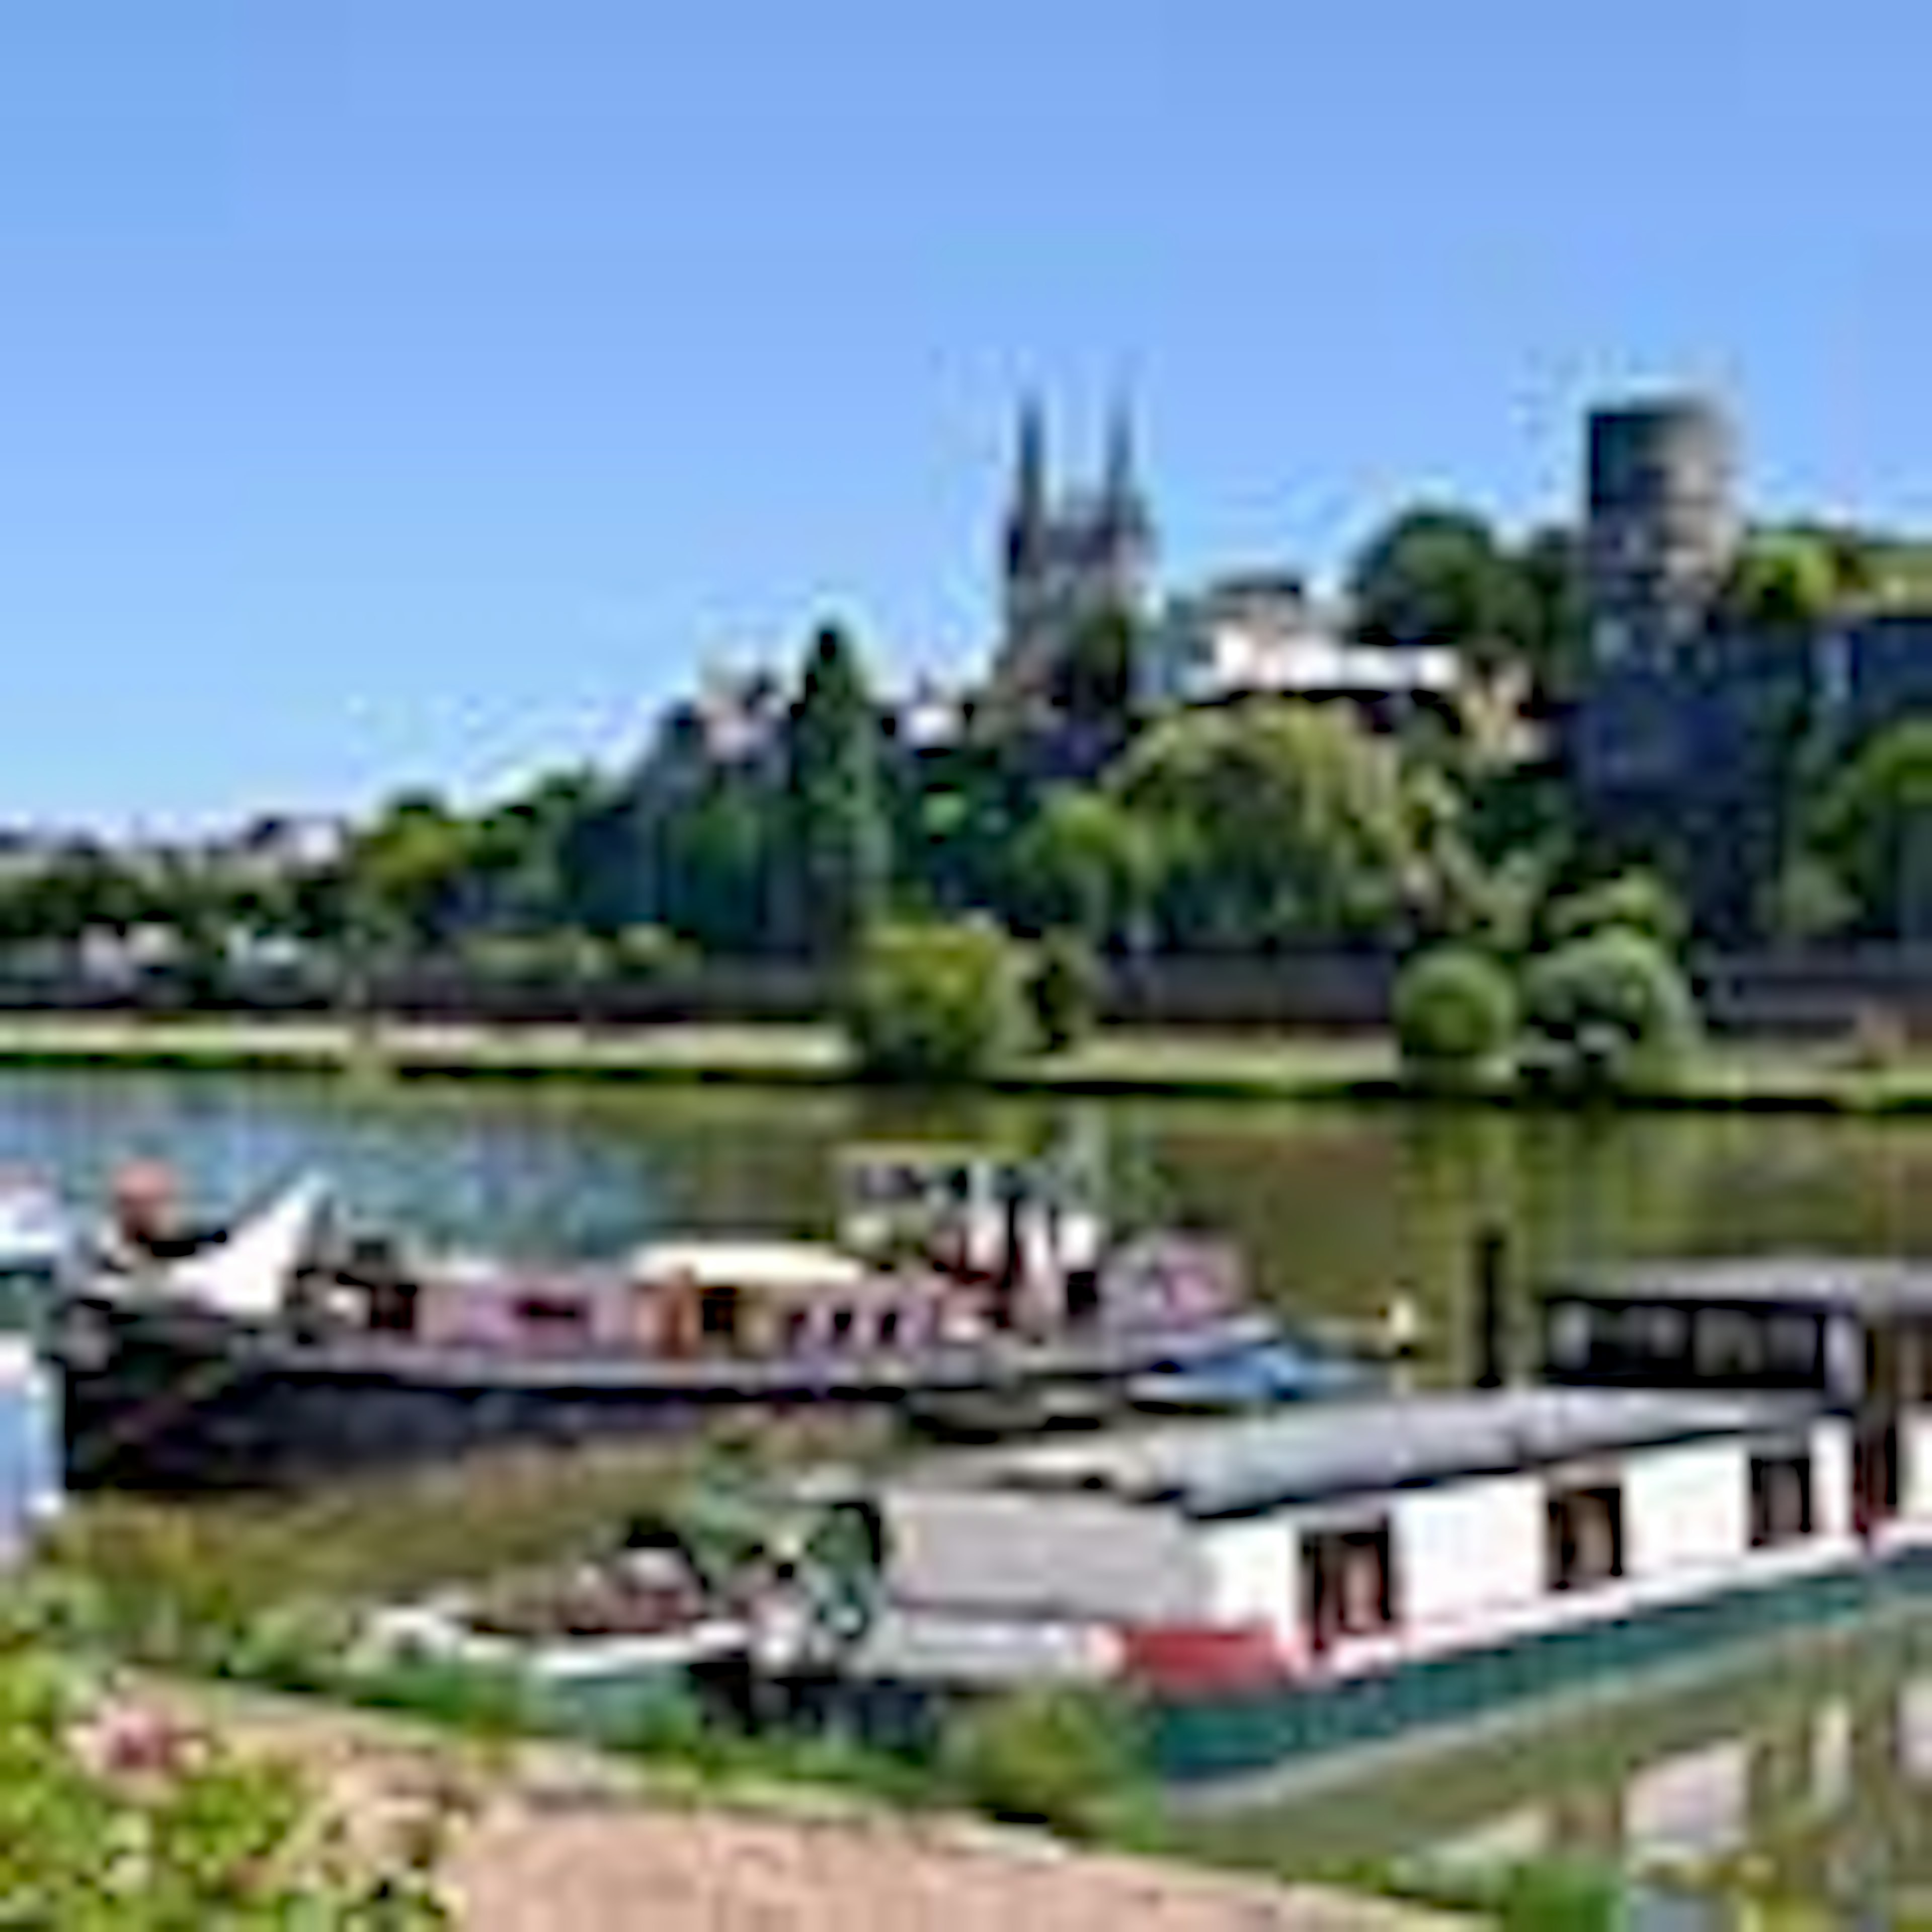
[875,1307,902,1349]
[1545,1297,1832,1393]
[1750,1448,1814,1548]
[698,1285,741,1347]
[515,1295,590,1335]
[1547,1481,1624,1593]
[829,1307,857,1347]
[1065,1268,1102,1325]
[1302,1521,1396,1652]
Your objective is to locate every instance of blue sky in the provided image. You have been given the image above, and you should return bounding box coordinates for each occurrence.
[3,0,1928,830]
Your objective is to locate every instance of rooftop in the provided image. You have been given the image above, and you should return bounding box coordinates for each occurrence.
[1552,1255,1932,1317]
[919,1386,1806,1520]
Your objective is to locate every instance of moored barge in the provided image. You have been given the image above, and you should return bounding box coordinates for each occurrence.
[18,1141,1344,1488]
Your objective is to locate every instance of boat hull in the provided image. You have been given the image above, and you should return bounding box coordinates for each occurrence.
[1147,1542,1932,1797]
[53,1292,1279,1490]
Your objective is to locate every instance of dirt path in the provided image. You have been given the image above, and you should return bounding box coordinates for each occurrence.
[148,1682,1466,1931]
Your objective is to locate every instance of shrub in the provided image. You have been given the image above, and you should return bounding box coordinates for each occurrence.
[605,923,692,984]
[845,918,1034,1085]
[937,1687,1149,1841]
[1521,928,1702,1097]
[1393,945,1518,1091]
[1027,931,1103,1056]
[1541,871,1688,953]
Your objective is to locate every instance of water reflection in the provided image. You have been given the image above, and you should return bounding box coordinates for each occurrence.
[1185,1612,1932,1919]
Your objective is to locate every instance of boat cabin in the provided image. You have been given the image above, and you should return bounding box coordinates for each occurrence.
[1539,1259,1932,1411]
[837,1144,1104,1290]
[630,1241,955,1359]
[865,1387,1864,1708]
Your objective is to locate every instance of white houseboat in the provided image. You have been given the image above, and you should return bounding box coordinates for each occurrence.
[851,1382,1932,1790]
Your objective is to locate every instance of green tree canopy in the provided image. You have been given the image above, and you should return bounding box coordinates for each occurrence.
[784,623,891,959]
[1011,789,1162,947]
[1107,702,1444,947]
[344,791,478,952]
[1716,529,1841,635]
[1812,719,1932,937]
[649,770,779,955]
[1348,505,1535,673]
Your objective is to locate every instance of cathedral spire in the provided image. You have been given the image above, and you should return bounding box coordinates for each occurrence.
[1102,393,1150,540]
[1013,396,1046,531]
[1006,395,1049,570]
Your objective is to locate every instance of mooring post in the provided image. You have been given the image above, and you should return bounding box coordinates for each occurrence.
[1474,1223,1509,1391]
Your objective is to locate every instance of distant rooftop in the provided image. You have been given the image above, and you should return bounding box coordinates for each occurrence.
[917,1386,1801,1521]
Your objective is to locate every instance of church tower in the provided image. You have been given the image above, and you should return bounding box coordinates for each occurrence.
[993,396,1156,710]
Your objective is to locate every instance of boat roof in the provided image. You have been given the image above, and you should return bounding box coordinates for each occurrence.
[1549,1256,1932,1317]
[911,1387,1812,1521]
[628,1240,875,1296]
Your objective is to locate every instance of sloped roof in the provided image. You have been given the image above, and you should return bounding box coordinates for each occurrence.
[916,1386,1806,1520]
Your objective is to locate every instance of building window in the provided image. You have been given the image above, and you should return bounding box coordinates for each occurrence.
[1750,1451,1814,1548]
[1302,1522,1396,1652]
[1548,1483,1625,1593]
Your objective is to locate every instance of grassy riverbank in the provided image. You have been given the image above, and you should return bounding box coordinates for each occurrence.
[0,1014,1391,1099]
[30,1438,1471,1931]
[10,1011,1932,1112]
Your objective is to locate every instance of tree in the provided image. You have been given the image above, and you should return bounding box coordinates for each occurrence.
[1107,702,1444,948]
[783,624,891,959]
[1348,505,1536,674]
[1716,529,1840,635]
[1011,789,1162,948]
[1512,526,1591,696]
[649,771,780,955]
[344,792,477,955]
[1520,928,1702,1097]
[845,917,1034,1083]
[1393,944,1518,1093]
[1813,720,1932,938]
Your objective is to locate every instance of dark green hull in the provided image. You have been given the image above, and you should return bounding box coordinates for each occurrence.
[1153,1546,1932,1792]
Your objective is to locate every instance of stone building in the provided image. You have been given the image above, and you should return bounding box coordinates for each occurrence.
[1567,393,1932,940]
[1583,396,1739,667]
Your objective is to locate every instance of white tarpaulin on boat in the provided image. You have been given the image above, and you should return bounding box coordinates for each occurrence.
[159,1173,329,1323]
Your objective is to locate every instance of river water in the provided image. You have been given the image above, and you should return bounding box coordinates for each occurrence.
[20,1069,1932,1914]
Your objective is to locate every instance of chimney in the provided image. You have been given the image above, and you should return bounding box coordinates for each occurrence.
[1473,1225,1509,1391]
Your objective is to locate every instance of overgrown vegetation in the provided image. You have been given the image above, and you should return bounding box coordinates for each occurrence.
[0,1643,449,1925]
